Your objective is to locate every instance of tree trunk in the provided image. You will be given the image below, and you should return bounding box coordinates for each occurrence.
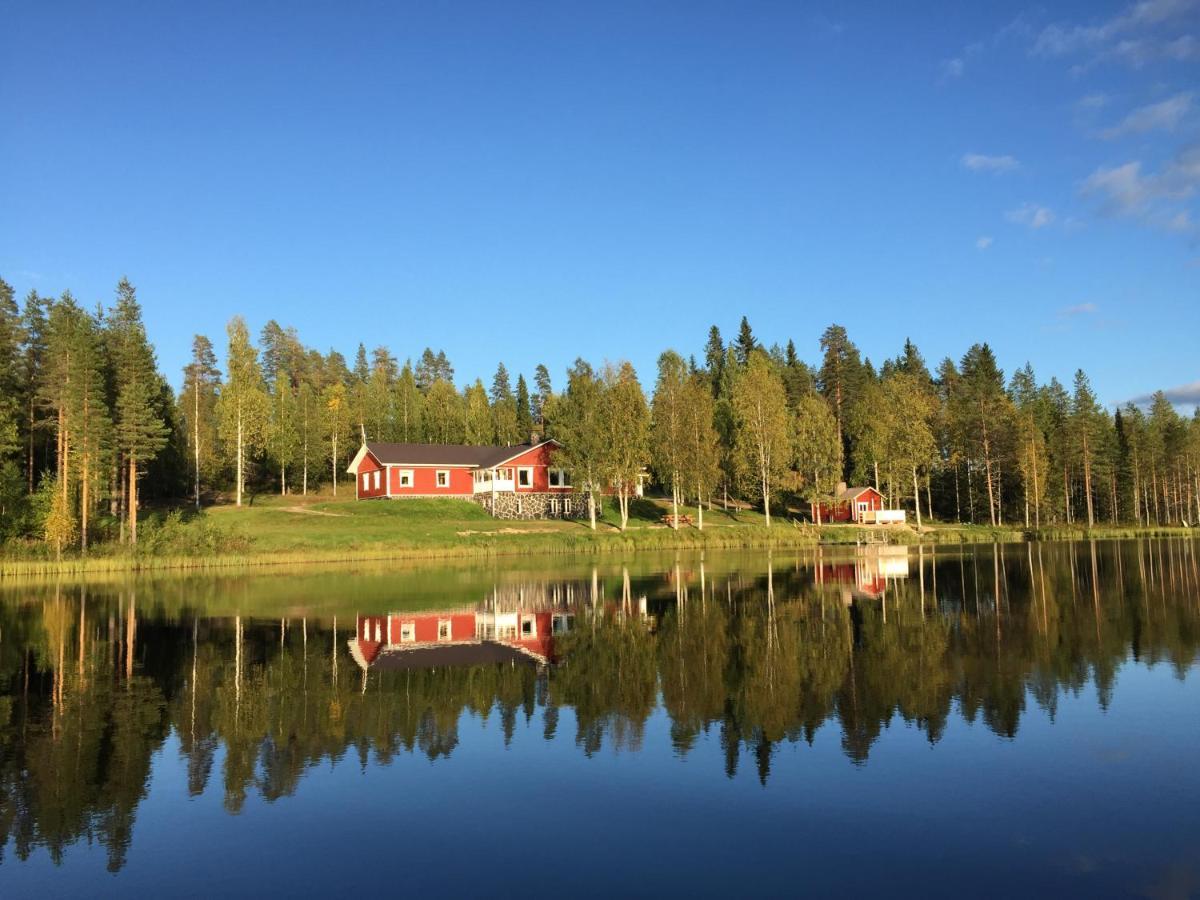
[912,466,922,530]
[1082,435,1095,528]
[236,407,244,507]
[331,433,338,497]
[194,368,201,510]
[128,455,138,546]
[671,473,680,530]
[587,489,596,531]
[696,483,704,530]
[81,450,89,553]
[761,469,771,528]
[1032,440,1041,529]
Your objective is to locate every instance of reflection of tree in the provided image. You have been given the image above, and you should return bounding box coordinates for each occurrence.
[2,539,1199,866]
[552,614,656,755]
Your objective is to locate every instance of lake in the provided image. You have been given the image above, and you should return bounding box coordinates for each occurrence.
[2,540,1198,897]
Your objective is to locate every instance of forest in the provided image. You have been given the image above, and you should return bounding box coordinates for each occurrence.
[2,275,1199,554]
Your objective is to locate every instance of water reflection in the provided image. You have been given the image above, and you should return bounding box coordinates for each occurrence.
[1,540,1198,873]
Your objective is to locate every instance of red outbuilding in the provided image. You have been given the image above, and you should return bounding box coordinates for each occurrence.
[811,483,886,524]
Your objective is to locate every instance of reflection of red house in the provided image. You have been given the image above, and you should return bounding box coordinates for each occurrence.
[815,563,887,600]
[350,609,573,672]
[811,484,885,524]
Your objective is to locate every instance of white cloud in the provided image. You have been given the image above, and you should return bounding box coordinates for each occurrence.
[1006,203,1056,228]
[940,57,965,79]
[975,236,994,250]
[1101,92,1193,138]
[962,153,1020,173]
[1034,0,1197,56]
[1061,302,1099,316]
[1081,145,1200,223]
[1128,379,1200,407]
[1033,0,1198,70]
[1078,92,1110,110]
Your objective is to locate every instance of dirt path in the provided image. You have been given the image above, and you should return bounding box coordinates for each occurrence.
[281,505,349,517]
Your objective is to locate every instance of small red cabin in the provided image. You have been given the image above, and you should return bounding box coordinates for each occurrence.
[811,483,885,524]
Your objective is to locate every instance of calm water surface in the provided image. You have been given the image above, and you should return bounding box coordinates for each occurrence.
[2,540,1199,898]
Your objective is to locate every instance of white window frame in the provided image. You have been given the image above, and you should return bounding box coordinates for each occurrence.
[400,622,416,643]
[437,619,452,641]
[362,472,370,490]
[548,467,570,488]
[373,470,380,490]
[517,466,534,488]
[520,615,536,638]
[436,469,451,488]
[398,469,414,488]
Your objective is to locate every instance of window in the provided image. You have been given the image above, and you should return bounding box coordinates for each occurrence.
[361,473,369,490]
[373,470,380,490]
[398,469,413,488]
[517,467,533,488]
[548,468,570,488]
[438,620,452,641]
[436,470,450,488]
[400,622,416,643]
[375,622,382,642]
[520,616,536,637]
[549,498,559,516]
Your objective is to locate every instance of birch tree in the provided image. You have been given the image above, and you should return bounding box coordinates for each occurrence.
[599,361,650,531]
[793,391,840,524]
[555,360,605,530]
[680,373,721,529]
[651,350,689,528]
[731,352,792,527]
[217,316,268,507]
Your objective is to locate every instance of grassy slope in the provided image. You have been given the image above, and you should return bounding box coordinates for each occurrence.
[2,492,1193,577]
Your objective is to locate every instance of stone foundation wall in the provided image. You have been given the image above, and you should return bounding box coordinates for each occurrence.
[473,492,594,520]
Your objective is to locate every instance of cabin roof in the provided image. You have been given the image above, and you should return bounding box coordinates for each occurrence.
[362,439,559,469]
[834,485,880,501]
[353,641,543,671]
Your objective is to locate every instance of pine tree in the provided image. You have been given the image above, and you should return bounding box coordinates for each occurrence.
[20,290,49,493]
[533,364,553,427]
[515,374,533,440]
[734,317,757,366]
[180,335,221,509]
[108,279,169,544]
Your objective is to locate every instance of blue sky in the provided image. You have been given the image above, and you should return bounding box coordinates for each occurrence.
[2,1,1197,407]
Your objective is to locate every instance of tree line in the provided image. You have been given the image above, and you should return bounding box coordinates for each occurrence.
[2,275,1199,551]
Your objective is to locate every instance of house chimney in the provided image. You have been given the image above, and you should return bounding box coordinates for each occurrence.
[836,481,847,496]
[531,431,541,445]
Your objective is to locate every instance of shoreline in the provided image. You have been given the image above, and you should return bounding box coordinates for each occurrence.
[2,520,1194,580]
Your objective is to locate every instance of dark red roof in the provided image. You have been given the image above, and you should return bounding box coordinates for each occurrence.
[364,440,556,468]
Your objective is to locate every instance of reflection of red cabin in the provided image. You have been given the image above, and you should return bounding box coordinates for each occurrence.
[815,563,887,599]
[350,609,571,671]
[811,484,884,524]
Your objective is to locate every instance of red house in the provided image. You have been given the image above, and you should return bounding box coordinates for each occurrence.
[346,437,645,518]
[811,482,885,524]
[346,438,571,499]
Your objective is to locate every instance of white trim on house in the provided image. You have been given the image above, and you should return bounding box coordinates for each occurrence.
[437,619,452,641]
[517,466,534,489]
[345,443,375,476]
[485,438,562,469]
[397,469,414,488]
[373,470,381,491]
[548,467,571,488]
[435,469,451,488]
[399,621,416,643]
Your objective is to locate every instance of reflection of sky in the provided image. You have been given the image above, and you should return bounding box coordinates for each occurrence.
[8,661,1197,897]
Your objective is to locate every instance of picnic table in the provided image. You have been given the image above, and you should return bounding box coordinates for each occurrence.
[661,513,694,527]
